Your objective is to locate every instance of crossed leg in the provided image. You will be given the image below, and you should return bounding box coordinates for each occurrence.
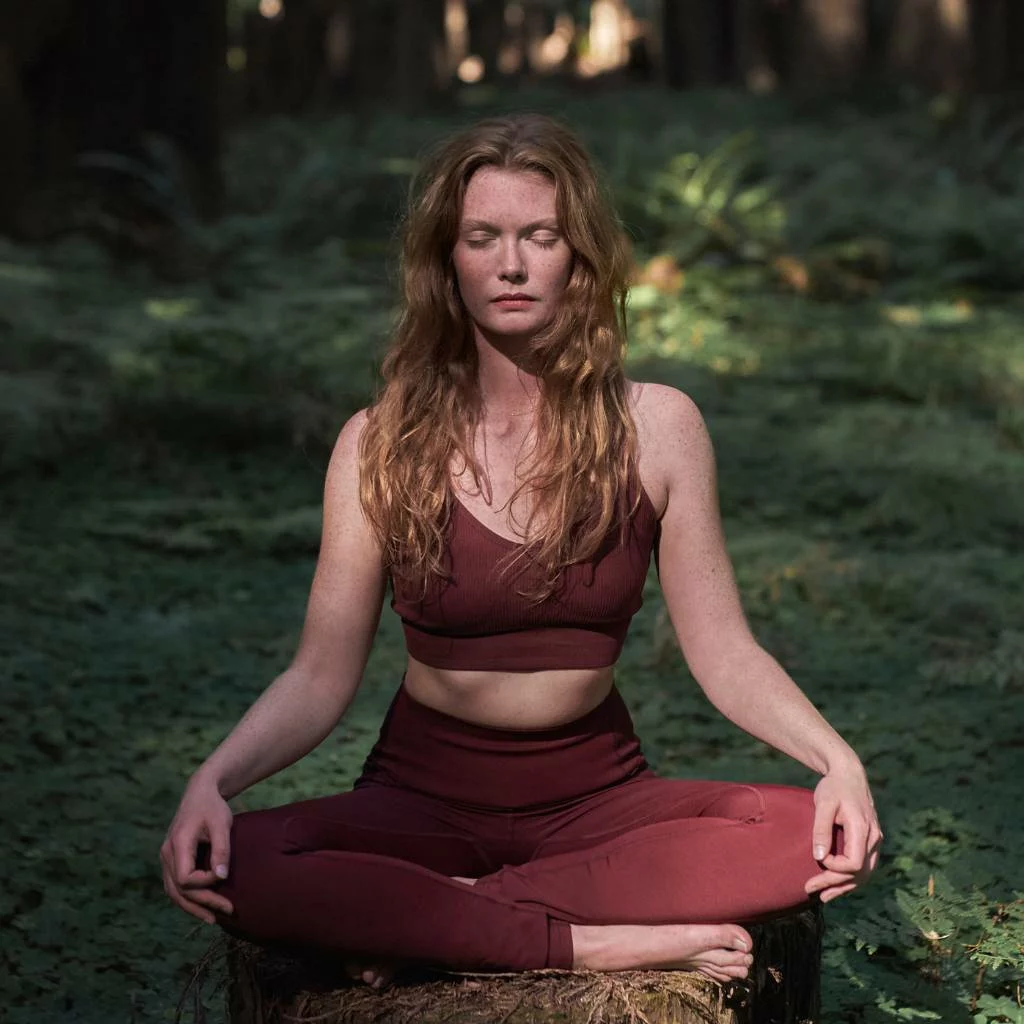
[477,778,822,925]
[211,778,820,986]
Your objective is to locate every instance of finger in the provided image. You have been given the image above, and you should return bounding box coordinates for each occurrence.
[811,798,838,862]
[820,882,858,904]
[180,835,220,888]
[181,866,221,889]
[825,815,867,873]
[171,828,203,887]
[187,888,235,917]
[166,882,218,925]
[210,822,232,882]
[805,869,856,895]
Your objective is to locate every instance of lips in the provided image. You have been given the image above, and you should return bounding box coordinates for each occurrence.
[492,294,536,302]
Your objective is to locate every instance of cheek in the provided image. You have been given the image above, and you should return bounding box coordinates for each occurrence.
[543,251,573,292]
[453,253,486,303]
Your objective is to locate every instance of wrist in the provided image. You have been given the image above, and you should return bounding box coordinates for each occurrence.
[821,746,865,779]
[189,763,232,800]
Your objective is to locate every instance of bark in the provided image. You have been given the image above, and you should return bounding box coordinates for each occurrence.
[217,906,823,1024]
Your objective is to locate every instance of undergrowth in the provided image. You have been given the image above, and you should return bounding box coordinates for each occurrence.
[2,88,1022,1023]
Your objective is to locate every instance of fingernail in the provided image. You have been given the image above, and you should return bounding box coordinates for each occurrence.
[813,845,826,861]
[734,938,749,951]
[215,864,228,879]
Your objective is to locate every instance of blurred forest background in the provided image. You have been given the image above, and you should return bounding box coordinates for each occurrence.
[2,2,1023,1023]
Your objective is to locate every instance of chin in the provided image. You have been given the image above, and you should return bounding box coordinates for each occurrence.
[479,316,542,339]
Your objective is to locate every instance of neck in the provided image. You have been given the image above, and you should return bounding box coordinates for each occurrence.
[474,325,542,422]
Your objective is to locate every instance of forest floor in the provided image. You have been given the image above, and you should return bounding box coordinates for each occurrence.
[2,89,1023,1023]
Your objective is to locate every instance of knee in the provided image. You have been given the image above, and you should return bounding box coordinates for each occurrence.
[212,809,284,909]
[758,785,819,858]
[702,783,767,823]
[761,785,815,825]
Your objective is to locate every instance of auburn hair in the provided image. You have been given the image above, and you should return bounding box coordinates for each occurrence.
[359,112,639,600]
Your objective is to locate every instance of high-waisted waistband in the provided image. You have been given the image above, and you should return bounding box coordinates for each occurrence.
[353,678,650,812]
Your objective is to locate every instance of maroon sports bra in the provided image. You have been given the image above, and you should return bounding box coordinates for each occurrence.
[390,482,661,672]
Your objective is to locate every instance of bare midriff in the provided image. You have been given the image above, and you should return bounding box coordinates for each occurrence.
[403,655,616,731]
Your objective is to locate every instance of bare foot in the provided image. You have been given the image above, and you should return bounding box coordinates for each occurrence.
[343,876,480,988]
[570,922,754,985]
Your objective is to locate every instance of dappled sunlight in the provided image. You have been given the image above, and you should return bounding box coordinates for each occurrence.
[143,296,199,321]
[5,88,1024,1024]
[880,298,973,327]
[457,55,485,84]
[0,261,54,287]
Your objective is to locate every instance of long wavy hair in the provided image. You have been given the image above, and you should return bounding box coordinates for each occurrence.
[359,113,638,600]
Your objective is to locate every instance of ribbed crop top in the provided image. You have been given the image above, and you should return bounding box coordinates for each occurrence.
[390,483,661,672]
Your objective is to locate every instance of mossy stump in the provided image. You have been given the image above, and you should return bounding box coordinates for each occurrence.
[184,906,822,1024]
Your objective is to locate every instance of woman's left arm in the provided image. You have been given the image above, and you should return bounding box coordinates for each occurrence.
[643,386,882,900]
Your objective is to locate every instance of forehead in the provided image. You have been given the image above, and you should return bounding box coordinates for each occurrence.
[460,166,557,221]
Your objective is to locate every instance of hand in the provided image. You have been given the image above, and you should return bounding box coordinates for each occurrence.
[804,765,882,905]
[160,776,235,925]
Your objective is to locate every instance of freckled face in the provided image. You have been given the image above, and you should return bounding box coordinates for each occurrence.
[452,166,573,343]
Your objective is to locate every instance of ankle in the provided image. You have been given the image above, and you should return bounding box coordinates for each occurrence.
[569,923,609,970]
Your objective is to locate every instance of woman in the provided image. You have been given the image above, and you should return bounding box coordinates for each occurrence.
[159,113,882,989]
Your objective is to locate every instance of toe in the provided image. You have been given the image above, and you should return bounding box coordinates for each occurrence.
[724,924,753,953]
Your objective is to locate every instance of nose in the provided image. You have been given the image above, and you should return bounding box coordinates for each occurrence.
[498,237,526,284]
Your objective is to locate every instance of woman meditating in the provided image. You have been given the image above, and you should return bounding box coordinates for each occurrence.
[159,113,882,990]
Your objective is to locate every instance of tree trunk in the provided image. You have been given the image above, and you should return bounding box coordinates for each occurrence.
[0,0,72,234]
[968,0,1024,91]
[734,0,791,93]
[141,0,227,219]
[0,0,225,237]
[660,0,734,88]
[888,0,971,91]
[789,0,868,87]
[215,907,824,1024]
[349,0,449,104]
[468,0,507,81]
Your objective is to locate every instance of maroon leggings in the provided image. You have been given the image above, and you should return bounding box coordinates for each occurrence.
[211,680,823,971]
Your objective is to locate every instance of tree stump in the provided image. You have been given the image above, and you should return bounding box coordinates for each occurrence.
[182,906,822,1024]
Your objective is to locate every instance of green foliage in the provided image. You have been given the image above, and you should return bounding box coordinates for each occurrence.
[829,870,1024,1022]
[639,131,786,265]
[3,89,1024,1024]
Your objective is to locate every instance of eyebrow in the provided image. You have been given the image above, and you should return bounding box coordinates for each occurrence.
[460,219,560,233]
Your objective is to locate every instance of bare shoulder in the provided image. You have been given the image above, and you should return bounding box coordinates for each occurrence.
[320,407,379,545]
[629,380,706,434]
[328,407,371,472]
[626,381,712,515]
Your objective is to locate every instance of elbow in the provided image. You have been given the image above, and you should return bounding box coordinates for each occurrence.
[282,660,357,725]
[687,633,767,704]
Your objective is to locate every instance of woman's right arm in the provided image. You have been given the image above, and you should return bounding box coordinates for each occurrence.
[193,408,386,798]
[192,410,386,799]
[160,409,387,922]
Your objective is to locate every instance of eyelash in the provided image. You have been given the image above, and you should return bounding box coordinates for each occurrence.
[465,237,559,249]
